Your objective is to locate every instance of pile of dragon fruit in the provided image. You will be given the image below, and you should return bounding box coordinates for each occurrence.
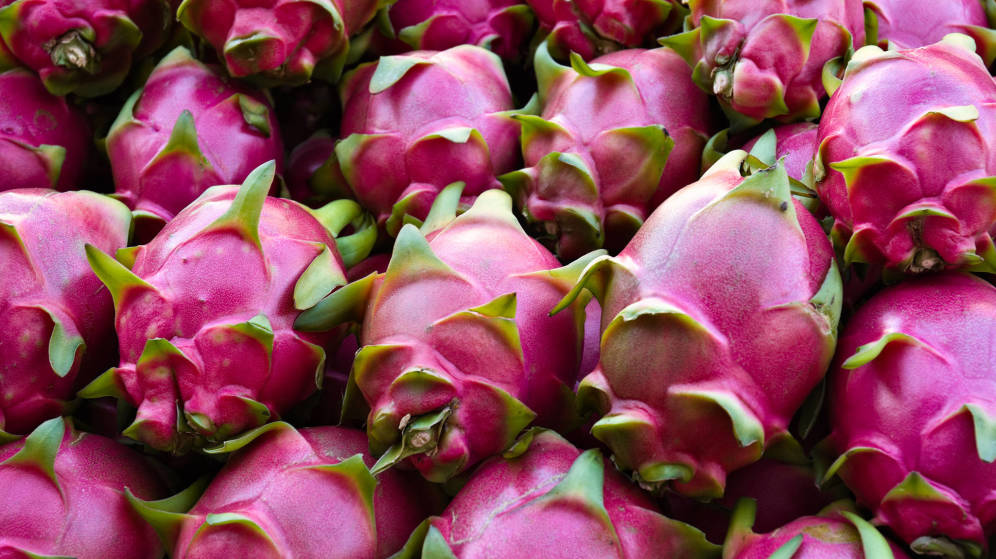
[2,0,996,557]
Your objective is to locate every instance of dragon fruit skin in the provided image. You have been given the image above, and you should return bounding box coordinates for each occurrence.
[814,36,996,274]
[865,0,996,64]
[0,0,173,97]
[825,272,996,552]
[0,418,169,558]
[723,499,910,559]
[0,189,131,437]
[502,43,718,260]
[107,47,284,236]
[333,45,524,236]
[177,0,385,85]
[661,0,864,128]
[296,188,592,482]
[400,429,720,559]
[557,150,842,498]
[80,163,367,453]
[131,422,441,559]
[741,123,819,184]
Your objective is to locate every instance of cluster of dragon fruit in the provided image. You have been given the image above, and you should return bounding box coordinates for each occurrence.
[1,0,995,557]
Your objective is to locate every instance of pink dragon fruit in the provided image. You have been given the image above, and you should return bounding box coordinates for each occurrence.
[0,418,171,558]
[501,42,718,260]
[107,46,284,238]
[723,499,910,558]
[554,150,842,498]
[130,422,441,558]
[865,0,996,64]
[327,45,526,235]
[79,162,375,453]
[814,35,996,274]
[527,0,686,61]
[296,187,595,482]
[660,0,865,129]
[0,189,131,437]
[824,272,996,555]
[395,429,720,558]
[0,0,174,96]
[372,0,534,61]
[286,131,346,208]
[741,123,819,184]
[177,0,385,85]
[0,68,90,191]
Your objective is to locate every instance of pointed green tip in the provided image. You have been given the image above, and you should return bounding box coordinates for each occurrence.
[1,417,65,491]
[205,161,276,246]
[85,244,153,308]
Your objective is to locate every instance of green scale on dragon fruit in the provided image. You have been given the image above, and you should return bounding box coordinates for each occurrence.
[824,272,996,557]
[0,0,174,97]
[815,34,996,275]
[296,185,596,483]
[78,161,376,454]
[553,150,842,499]
[660,0,865,130]
[0,189,131,438]
[501,40,718,260]
[130,422,443,559]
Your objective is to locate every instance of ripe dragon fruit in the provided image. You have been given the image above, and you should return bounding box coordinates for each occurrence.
[130,422,442,558]
[0,189,131,437]
[660,0,865,129]
[372,0,534,61]
[527,0,686,61]
[325,45,526,235]
[107,46,284,238]
[0,68,90,191]
[177,0,385,85]
[286,131,344,208]
[723,499,910,558]
[295,187,595,482]
[394,429,720,558]
[0,418,171,558]
[865,0,996,64]
[824,272,996,555]
[501,42,718,260]
[554,150,842,498]
[814,34,996,274]
[79,162,375,453]
[0,0,174,96]
[740,123,819,184]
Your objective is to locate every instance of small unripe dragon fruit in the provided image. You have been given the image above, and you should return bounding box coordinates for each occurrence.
[177,0,386,85]
[825,272,996,555]
[130,422,441,559]
[296,186,594,482]
[815,34,996,274]
[107,46,284,236]
[556,151,842,498]
[0,189,131,437]
[864,0,996,64]
[661,0,865,129]
[502,42,717,260]
[397,429,720,558]
[0,418,171,558]
[80,162,375,453]
[0,0,174,96]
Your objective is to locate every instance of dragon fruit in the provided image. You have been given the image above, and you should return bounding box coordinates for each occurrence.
[79,162,375,453]
[741,123,819,184]
[554,150,842,498]
[296,187,594,482]
[0,418,171,558]
[107,46,284,238]
[0,68,90,191]
[824,272,996,555]
[660,0,864,129]
[527,0,685,61]
[723,499,910,558]
[865,0,996,64]
[286,131,346,208]
[501,42,718,260]
[815,35,996,274]
[327,45,526,235]
[130,422,441,558]
[0,189,131,437]
[372,0,534,61]
[0,0,174,96]
[177,0,385,85]
[395,429,720,558]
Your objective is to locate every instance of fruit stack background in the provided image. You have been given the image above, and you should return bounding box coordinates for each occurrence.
[0,0,994,558]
